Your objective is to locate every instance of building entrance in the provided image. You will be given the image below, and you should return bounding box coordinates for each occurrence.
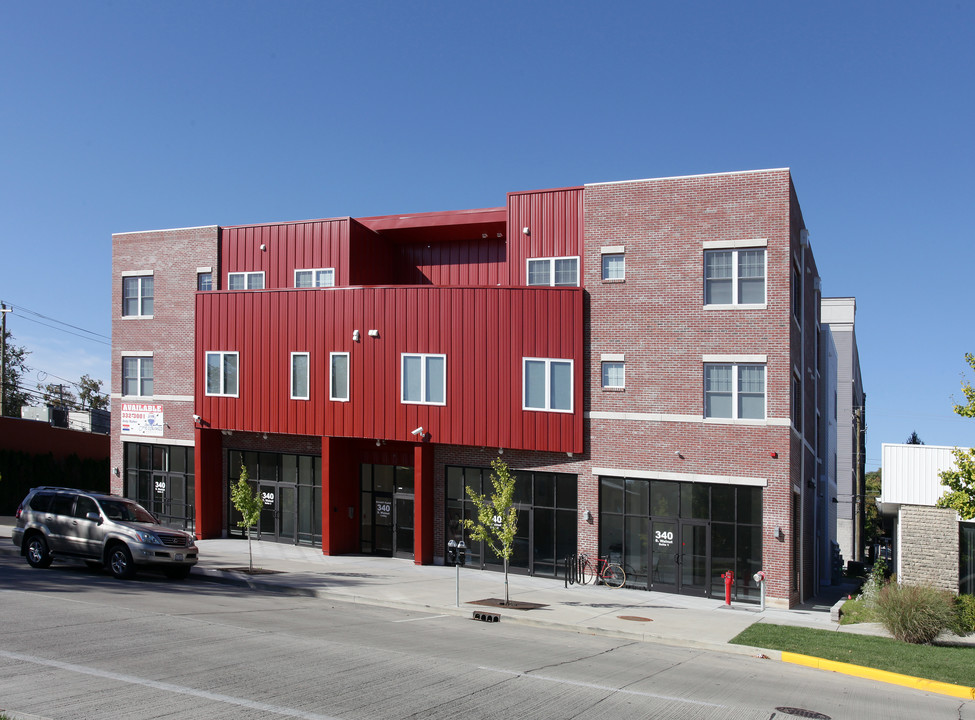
[360,464,414,558]
[649,519,710,596]
[258,481,297,543]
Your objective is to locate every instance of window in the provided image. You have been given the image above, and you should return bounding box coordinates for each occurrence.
[523,358,573,412]
[122,357,153,397]
[291,352,309,400]
[401,353,446,405]
[601,253,625,281]
[704,249,765,305]
[197,272,212,292]
[792,261,802,324]
[527,256,579,287]
[295,268,335,288]
[122,275,153,316]
[330,352,349,402]
[227,272,264,290]
[601,361,625,389]
[205,351,239,397]
[792,371,802,429]
[704,363,765,420]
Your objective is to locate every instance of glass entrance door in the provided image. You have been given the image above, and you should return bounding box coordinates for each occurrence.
[372,492,393,555]
[258,482,297,544]
[650,519,710,596]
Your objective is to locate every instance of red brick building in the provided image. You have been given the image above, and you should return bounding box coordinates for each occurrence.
[111,168,828,607]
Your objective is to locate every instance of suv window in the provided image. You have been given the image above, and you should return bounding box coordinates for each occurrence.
[50,494,76,516]
[74,496,98,519]
[29,492,55,513]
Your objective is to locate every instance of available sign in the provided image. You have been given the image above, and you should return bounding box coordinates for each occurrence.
[121,403,164,437]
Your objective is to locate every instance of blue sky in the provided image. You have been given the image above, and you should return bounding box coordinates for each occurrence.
[1,2,972,468]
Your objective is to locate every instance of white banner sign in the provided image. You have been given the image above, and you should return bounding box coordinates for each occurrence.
[121,403,164,437]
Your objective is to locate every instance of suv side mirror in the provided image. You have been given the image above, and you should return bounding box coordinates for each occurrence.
[86,512,103,525]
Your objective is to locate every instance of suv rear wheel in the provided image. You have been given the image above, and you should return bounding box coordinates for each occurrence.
[25,534,53,569]
[108,543,136,579]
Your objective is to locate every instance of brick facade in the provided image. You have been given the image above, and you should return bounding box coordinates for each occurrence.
[111,169,832,609]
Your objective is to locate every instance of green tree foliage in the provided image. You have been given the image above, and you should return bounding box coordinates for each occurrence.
[937,353,975,520]
[1,328,30,417]
[864,468,883,547]
[906,431,924,445]
[463,458,518,605]
[230,463,263,572]
[37,382,79,410]
[78,374,108,410]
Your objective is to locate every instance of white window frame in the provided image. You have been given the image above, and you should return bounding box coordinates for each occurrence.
[121,356,153,397]
[400,353,447,406]
[205,351,239,397]
[601,361,625,389]
[703,245,767,307]
[330,352,350,402]
[227,271,265,290]
[703,361,766,421]
[526,256,580,287]
[601,247,625,281]
[290,352,310,401]
[523,357,574,413]
[294,268,335,288]
[121,274,154,317]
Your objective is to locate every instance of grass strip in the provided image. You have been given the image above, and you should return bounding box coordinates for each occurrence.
[730,623,975,688]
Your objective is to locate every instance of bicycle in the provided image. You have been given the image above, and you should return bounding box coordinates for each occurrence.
[578,553,626,588]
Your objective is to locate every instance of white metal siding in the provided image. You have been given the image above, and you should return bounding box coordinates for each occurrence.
[880,443,958,506]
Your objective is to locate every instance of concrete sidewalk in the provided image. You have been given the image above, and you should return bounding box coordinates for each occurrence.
[0,516,869,656]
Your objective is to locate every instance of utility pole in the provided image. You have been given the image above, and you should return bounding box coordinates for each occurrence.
[0,303,11,417]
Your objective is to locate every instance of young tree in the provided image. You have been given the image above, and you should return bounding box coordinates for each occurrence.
[463,458,518,605]
[937,353,975,520]
[230,463,263,572]
[78,374,108,410]
[1,327,31,417]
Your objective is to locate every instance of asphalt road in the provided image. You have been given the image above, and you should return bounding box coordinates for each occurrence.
[0,554,971,720]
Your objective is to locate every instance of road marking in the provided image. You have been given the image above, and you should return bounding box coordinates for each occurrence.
[0,649,343,720]
[393,614,449,623]
[478,665,728,708]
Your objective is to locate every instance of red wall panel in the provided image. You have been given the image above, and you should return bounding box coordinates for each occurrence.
[507,187,585,285]
[196,285,584,453]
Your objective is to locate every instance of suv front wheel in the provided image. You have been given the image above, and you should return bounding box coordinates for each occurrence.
[25,534,53,569]
[108,543,137,580]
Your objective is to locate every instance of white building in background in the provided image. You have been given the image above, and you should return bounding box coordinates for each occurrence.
[879,443,973,594]
[821,297,866,565]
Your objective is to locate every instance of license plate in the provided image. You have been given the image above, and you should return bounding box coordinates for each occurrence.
[175,553,184,562]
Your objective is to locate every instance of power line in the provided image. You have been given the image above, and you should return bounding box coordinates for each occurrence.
[12,314,110,346]
[3,301,110,341]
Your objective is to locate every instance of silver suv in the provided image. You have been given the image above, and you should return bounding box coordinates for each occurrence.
[12,487,198,580]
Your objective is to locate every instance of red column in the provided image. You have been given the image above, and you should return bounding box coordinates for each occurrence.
[194,427,223,539]
[413,442,434,565]
[322,436,357,555]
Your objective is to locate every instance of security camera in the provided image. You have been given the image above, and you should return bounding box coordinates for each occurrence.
[411,427,424,436]
[192,414,201,423]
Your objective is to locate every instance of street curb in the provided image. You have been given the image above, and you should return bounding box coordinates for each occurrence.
[781,651,975,700]
[191,566,770,659]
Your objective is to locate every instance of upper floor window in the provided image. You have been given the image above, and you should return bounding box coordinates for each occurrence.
[601,361,625,389]
[601,253,625,281]
[122,275,153,317]
[523,358,573,412]
[401,353,446,405]
[295,268,335,288]
[330,352,349,402]
[197,272,213,292]
[122,356,153,397]
[704,362,765,420]
[704,248,765,306]
[792,261,802,324]
[291,352,309,400]
[527,256,579,287]
[228,271,264,290]
[792,370,802,429]
[205,351,239,397]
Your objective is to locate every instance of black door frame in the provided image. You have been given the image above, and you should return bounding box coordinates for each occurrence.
[257,481,298,544]
[649,518,711,597]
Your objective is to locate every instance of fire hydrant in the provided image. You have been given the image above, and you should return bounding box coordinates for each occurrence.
[721,570,734,605]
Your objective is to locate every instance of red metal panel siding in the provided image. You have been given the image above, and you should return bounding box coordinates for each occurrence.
[394,237,507,286]
[348,219,395,286]
[196,286,584,453]
[507,187,585,286]
[220,220,351,289]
